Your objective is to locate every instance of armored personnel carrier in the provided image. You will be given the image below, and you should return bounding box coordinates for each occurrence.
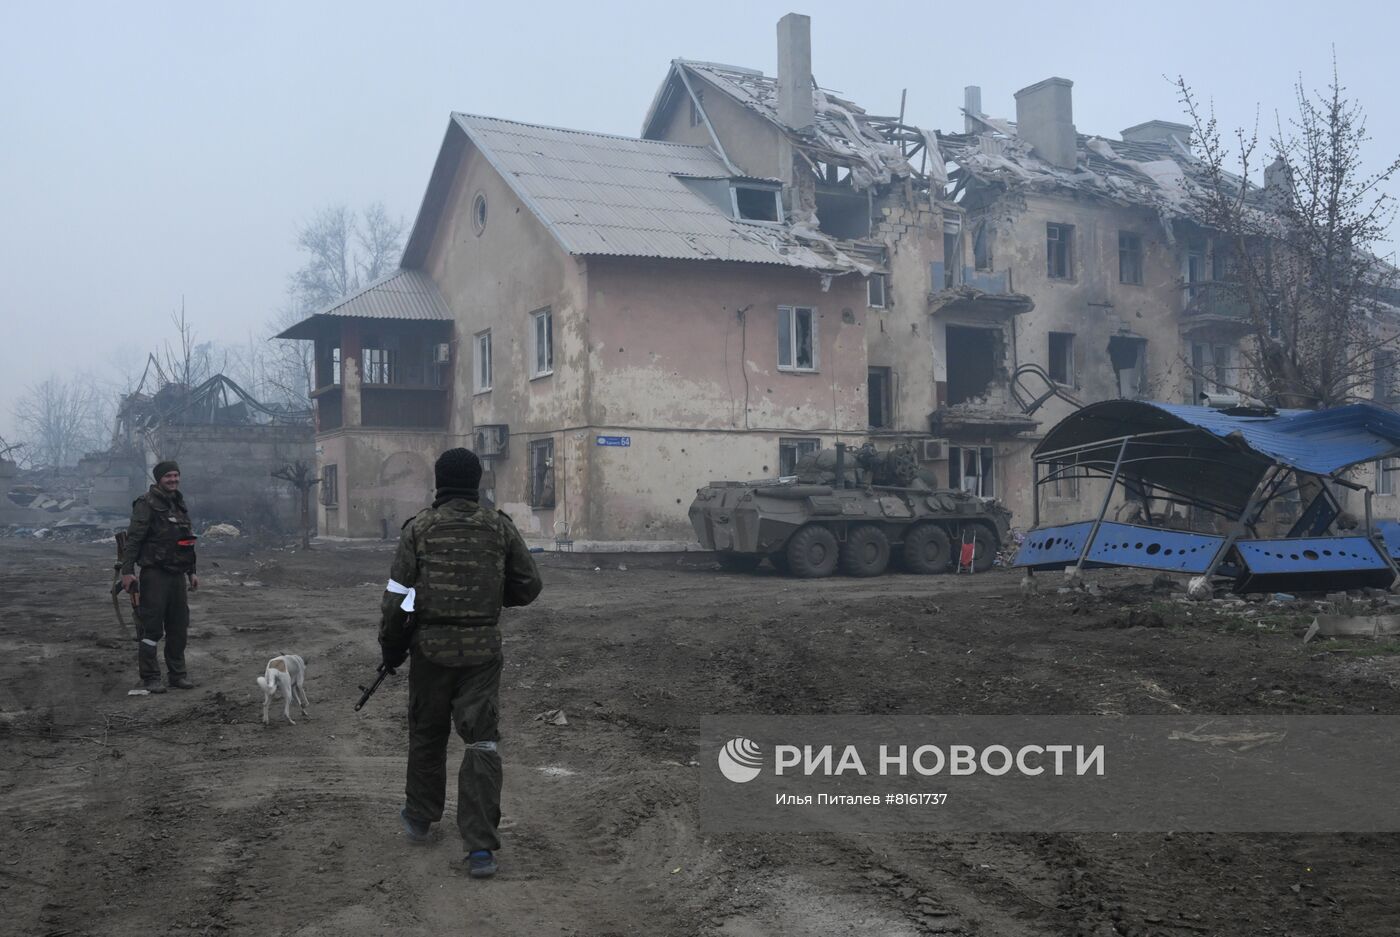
[689,443,1012,577]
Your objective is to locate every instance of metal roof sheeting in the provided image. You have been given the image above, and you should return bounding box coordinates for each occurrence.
[275,269,451,340]
[452,113,852,271]
[1035,400,1400,514]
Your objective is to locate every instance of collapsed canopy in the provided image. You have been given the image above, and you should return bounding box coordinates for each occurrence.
[1034,400,1400,515]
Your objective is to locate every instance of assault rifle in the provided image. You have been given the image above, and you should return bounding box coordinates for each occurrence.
[111,530,137,636]
[354,664,394,711]
[354,613,415,711]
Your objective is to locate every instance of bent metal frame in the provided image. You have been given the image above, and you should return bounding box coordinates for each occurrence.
[1013,400,1400,593]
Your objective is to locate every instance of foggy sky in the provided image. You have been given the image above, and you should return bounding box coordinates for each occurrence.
[3,0,1398,441]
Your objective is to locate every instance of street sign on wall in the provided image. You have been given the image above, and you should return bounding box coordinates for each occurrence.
[596,435,631,447]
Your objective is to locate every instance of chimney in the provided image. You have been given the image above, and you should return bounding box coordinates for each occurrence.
[1014,77,1077,170]
[1121,120,1192,148]
[964,85,983,134]
[777,13,813,129]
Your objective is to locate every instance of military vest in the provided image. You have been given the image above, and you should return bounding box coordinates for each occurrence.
[410,499,509,666]
[136,488,197,573]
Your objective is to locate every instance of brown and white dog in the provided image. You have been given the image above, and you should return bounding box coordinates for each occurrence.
[256,654,309,725]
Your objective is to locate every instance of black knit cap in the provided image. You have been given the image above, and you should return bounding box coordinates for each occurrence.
[434,448,482,491]
[153,460,180,481]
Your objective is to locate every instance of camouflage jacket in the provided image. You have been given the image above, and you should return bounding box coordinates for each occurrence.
[380,498,542,666]
[120,486,196,575]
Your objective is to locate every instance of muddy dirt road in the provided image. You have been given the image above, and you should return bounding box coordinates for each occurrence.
[3,537,1399,936]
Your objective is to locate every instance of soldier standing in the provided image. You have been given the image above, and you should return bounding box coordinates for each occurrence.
[380,447,542,878]
[120,460,199,693]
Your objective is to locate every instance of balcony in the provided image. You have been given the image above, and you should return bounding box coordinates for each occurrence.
[1181,280,1252,332]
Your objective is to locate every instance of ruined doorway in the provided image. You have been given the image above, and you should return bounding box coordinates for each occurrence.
[945,326,999,405]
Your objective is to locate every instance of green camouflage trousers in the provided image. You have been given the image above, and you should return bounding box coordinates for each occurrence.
[404,648,503,852]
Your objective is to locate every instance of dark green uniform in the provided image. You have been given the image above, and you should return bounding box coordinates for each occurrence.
[381,497,541,852]
[121,486,197,683]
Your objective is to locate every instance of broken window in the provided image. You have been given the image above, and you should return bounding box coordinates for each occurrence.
[948,446,995,497]
[1380,458,1396,496]
[1047,459,1078,499]
[867,274,886,309]
[1108,336,1148,398]
[1375,349,1396,402]
[531,308,553,378]
[779,437,820,476]
[320,464,338,507]
[1191,343,1233,402]
[814,188,870,238]
[973,222,991,271]
[868,367,892,428]
[733,185,781,223]
[778,306,817,371]
[1048,332,1075,386]
[316,344,341,388]
[1118,232,1143,285]
[689,88,704,127]
[530,438,556,508]
[1184,245,1207,299]
[474,330,492,393]
[362,346,393,385]
[1046,223,1073,279]
[945,325,999,405]
[943,218,962,288]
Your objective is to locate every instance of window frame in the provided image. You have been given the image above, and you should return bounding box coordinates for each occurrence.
[1048,331,1075,386]
[473,330,493,394]
[867,273,886,309]
[778,437,821,477]
[1118,231,1144,285]
[1380,458,1396,497]
[948,445,996,498]
[731,184,784,224]
[529,438,556,509]
[777,305,818,372]
[530,308,554,379]
[320,464,338,507]
[362,346,393,385]
[1046,222,1074,280]
[867,366,893,429]
[1047,459,1078,500]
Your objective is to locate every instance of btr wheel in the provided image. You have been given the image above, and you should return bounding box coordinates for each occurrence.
[840,524,891,577]
[786,525,839,578]
[901,523,952,574]
[716,553,762,573]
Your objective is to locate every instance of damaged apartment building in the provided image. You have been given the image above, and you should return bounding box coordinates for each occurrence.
[279,12,1298,542]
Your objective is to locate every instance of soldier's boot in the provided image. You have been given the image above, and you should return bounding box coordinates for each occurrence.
[467,850,497,879]
[168,675,195,690]
[138,639,165,693]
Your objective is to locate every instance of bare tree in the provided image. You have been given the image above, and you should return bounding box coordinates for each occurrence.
[1177,63,1400,409]
[272,460,320,549]
[291,203,406,314]
[13,376,106,468]
[359,202,406,283]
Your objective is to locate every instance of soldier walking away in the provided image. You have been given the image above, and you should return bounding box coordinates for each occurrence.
[380,447,542,878]
[120,460,199,693]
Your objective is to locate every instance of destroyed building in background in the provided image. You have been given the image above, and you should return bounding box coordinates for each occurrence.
[88,372,313,531]
[276,12,1400,544]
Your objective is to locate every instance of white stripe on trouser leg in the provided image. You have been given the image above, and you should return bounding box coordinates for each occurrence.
[384,579,416,611]
[468,741,498,753]
[142,638,158,647]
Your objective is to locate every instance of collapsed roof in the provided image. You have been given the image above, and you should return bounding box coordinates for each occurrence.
[1035,400,1400,516]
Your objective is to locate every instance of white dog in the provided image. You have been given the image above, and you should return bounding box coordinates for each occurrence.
[256,653,309,725]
